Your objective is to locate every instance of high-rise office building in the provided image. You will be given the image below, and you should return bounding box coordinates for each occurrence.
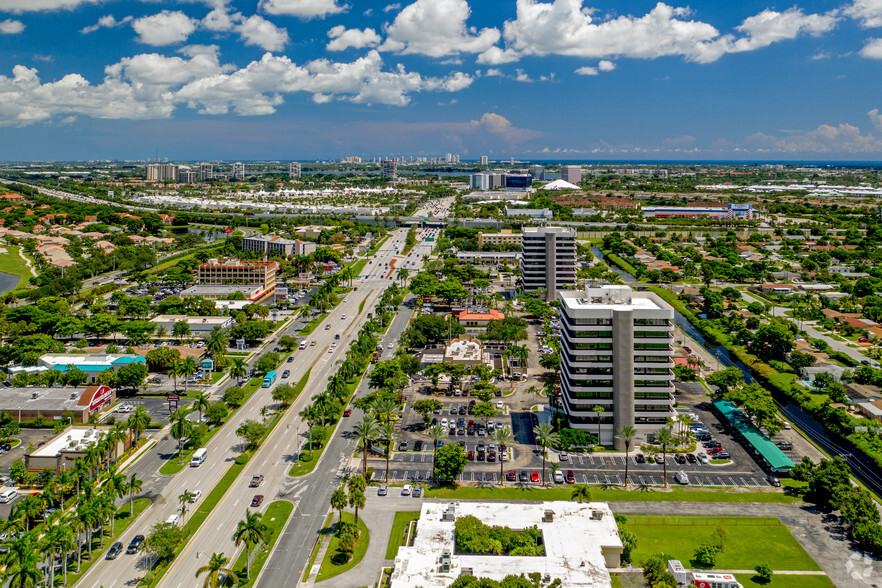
[520,226,577,302]
[232,162,245,180]
[557,285,675,449]
[488,173,504,189]
[561,165,582,184]
[381,160,397,179]
[146,164,179,182]
[529,165,545,181]
[200,163,213,181]
[480,155,488,165]
[469,173,489,190]
[288,162,301,179]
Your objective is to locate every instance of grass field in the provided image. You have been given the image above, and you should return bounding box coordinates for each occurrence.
[315,512,370,582]
[425,486,802,504]
[385,511,420,560]
[299,313,329,336]
[230,501,294,587]
[627,516,820,571]
[0,244,33,289]
[734,574,834,587]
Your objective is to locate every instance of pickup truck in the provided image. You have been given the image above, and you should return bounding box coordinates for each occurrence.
[249,475,264,487]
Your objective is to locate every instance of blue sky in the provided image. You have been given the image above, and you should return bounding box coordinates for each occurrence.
[1,0,882,161]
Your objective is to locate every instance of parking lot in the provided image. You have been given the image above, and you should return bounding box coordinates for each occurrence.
[107,395,194,425]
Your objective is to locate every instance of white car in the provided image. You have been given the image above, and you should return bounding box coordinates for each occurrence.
[343,297,349,302]
[388,342,394,349]
[328,347,334,353]
[402,484,412,496]
[341,314,347,319]
[496,401,504,409]
[190,490,202,501]
[441,418,448,428]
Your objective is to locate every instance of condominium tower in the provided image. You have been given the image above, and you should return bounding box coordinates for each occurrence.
[232,162,245,180]
[146,164,179,182]
[289,162,301,179]
[520,226,577,302]
[200,163,213,180]
[558,285,675,449]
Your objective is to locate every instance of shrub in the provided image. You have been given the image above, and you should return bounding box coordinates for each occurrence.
[693,543,719,568]
[754,563,773,584]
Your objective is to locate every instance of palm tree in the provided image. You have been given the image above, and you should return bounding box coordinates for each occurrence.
[3,534,38,585]
[128,406,151,443]
[348,475,366,525]
[170,406,194,464]
[571,484,592,503]
[532,422,559,487]
[655,427,675,489]
[379,422,397,482]
[206,327,228,366]
[108,421,129,465]
[330,486,347,526]
[127,472,143,516]
[372,396,398,425]
[616,425,640,488]
[233,511,267,581]
[592,405,605,446]
[181,356,199,394]
[354,414,380,473]
[8,550,42,588]
[677,413,694,445]
[490,427,513,485]
[103,465,128,535]
[169,359,184,393]
[229,358,247,384]
[193,392,210,423]
[42,524,67,588]
[196,552,238,588]
[55,525,77,587]
[178,490,196,520]
[426,424,445,481]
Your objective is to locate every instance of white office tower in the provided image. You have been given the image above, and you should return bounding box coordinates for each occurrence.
[480,155,488,165]
[232,162,245,180]
[520,226,577,302]
[561,165,582,184]
[558,286,675,450]
[288,162,301,179]
[470,173,490,190]
[200,163,213,181]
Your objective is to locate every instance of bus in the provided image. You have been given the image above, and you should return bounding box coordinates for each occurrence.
[190,448,207,467]
[262,371,277,388]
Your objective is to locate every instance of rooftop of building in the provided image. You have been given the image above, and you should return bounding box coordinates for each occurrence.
[0,386,95,413]
[559,285,667,311]
[458,308,505,321]
[151,314,234,324]
[30,426,109,458]
[522,226,575,235]
[242,234,299,245]
[391,501,621,588]
[40,354,145,371]
[199,258,279,269]
[180,284,266,295]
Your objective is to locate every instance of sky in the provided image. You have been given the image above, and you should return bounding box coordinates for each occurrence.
[2,0,882,161]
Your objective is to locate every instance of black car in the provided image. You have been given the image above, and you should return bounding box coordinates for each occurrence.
[414,440,423,451]
[518,470,529,482]
[286,356,294,363]
[686,453,697,463]
[674,454,687,464]
[398,441,408,451]
[635,454,646,464]
[106,541,123,560]
[282,370,290,378]
[126,535,145,554]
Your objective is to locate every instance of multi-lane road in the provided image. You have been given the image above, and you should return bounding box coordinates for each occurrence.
[76,227,437,588]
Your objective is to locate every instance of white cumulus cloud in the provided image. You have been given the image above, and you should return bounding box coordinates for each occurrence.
[0,0,99,13]
[381,0,500,58]
[80,15,132,34]
[326,25,381,51]
[845,0,882,28]
[259,0,347,19]
[0,19,25,34]
[133,11,198,46]
[860,37,882,57]
[574,66,598,75]
[237,15,290,51]
[598,59,615,71]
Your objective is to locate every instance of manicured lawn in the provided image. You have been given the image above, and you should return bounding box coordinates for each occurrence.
[315,511,370,582]
[627,516,820,571]
[0,244,33,288]
[425,486,802,504]
[385,511,420,560]
[230,501,294,587]
[299,313,329,336]
[348,258,367,276]
[289,444,325,477]
[734,574,834,587]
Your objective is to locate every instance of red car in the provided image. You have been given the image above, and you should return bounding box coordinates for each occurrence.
[565,470,575,484]
[467,451,475,461]
[530,471,540,483]
[343,409,351,417]
[251,495,264,507]
[506,470,516,481]
[707,447,723,455]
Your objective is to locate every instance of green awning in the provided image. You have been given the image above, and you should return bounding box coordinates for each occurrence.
[712,400,794,471]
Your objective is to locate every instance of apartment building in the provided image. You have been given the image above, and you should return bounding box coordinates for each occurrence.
[477,229,522,249]
[289,162,301,179]
[381,160,397,179]
[197,258,278,293]
[520,226,577,301]
[232,162,245,180]
[200,163,213,180]
[558,285,675,449]
[146,164,179,182]
[241,235,315,257]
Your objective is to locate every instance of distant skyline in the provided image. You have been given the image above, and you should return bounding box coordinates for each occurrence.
[2,1,882,161]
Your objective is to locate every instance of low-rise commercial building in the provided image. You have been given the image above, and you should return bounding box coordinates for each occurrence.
[26,422,130,472]
[151,315,234,334]
[457,307,505,327]
[390,501,622,588]
[0,385,115,424]
[477,229,521,249]
[38,354,146,383]
[180,284,268,301]
[197,258,278,298]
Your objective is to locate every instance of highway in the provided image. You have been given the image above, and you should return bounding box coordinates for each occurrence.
[73,225,441,588]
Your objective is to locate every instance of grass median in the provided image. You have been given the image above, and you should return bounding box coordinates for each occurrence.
[230,500,294,587]
[315,511,369,582]
[299,313,329,336]
[385,511,420,560]
[303,513,334,582]
[425,485,802,504]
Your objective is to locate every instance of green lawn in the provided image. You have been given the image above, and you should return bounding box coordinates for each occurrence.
[315,512,370,582]
[58,498,152,586]
[299,313,329,336]
[734,574,834,587]
[425,486,802,504]
[303,513,334,582]
[0,244,33,288]
[385,511,420,560]
[627,516,820,571]
[230,501,294,587]
[348,258,368,276]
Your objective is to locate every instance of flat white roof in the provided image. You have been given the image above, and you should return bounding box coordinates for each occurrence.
[30,427,107,458]
[391,501,621,588]
[559,286,666,312]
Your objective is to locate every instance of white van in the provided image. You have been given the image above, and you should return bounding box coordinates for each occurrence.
[165,514,180,526]
[299,341,307,350]
[0,489,17,503]
[190,448,207,467]
[675,471,690,485]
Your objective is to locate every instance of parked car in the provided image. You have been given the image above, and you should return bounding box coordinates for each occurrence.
[559,451,568,462]
[506,470,517,482]
[768,475,781,487]
[674,454,686,464]
[654,455,665,464]
[674,471,690,485]
[565,470,575,484]
[635,454,646,464]
[378,484,388,496]
[519,471,529,482]
[398,441,408,451]
[553,471,564,484]
[530,471,540,483]
[412,485,423,497]
[402,484,412,496]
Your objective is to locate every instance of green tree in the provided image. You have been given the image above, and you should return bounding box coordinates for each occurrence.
[148,521,187,562]
[754,563,773,584]
[433,443,468,482]
[532,422,559,487]
[330,486,348,526]
[570,485,591,503]
[616,425,640,487]
[127,472,143,516]
[233,510,268,581]
[196,552,238,588]
[169,406,194,463]
[655,427,674,489]
[693,542,719,568]
[411,399,442,427]
[272,383,298,407]
[348,476,367,525]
